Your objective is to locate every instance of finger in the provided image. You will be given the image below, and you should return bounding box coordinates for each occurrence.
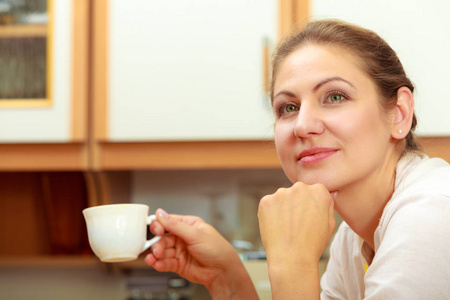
[152,247,177,261]
[161,247,177,259]
[151,235,177,259]
[146,249,178,271]
[329,198,336,230]
[329,191,338,200]
[153,258,179,273]
[151,241,165,259]
[156,209,204,243]
[156,208,203,225]
[150,220,164,236]
[144,253,157,266]
[329,197,335,217]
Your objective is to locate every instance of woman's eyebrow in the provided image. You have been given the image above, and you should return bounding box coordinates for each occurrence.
[313,76,355,92]
[273,76,355,100]
[273,90,297,99]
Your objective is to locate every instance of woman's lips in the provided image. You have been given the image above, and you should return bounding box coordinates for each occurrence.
[298,147,339,165]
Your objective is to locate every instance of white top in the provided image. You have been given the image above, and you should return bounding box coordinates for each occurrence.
[321,154,450,299]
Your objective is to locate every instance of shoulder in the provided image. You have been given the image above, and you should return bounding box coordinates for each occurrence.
[377,156,450,250]
[378,191,450,249]
[366,157,450,298]
[394,154,450,194]
[381,155,450,228]
[374,154,450,269]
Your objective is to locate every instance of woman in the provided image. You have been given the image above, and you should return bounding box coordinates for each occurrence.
[146,19,450,299]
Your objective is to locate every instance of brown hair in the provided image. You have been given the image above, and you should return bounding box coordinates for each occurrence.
[271,19,421,153]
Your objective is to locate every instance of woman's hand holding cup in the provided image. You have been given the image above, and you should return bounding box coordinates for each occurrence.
[146,209,259,299]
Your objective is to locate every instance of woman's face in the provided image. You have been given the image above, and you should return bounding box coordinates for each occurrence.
[273,44,395,192]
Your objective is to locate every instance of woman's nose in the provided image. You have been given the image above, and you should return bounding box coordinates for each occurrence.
[293,103,325,138]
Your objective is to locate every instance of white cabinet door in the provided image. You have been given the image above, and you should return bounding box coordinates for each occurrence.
[0,0,73,142]
[311,0,450,136]
[108,0,277,141]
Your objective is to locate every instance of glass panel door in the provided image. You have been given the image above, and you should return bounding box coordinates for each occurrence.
[0,0,50,107]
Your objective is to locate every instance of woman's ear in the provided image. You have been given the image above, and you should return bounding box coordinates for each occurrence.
[391,86,414,139]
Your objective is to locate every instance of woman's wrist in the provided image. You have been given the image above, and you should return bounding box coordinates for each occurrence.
[267,257,321,300]
[207,251,259,300]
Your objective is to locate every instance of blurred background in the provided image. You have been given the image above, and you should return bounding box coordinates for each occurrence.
[0,0,449,299]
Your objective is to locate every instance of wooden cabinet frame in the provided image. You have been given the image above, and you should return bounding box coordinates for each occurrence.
[0,0,89,171]
[0,2,52,108]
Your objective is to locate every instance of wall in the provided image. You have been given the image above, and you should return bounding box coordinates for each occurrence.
[132,168,291,246]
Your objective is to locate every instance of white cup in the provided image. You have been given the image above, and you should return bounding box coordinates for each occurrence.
[82,203,161,263]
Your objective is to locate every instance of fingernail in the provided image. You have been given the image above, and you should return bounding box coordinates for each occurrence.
[333,192,338,200]
[158,208,168,219]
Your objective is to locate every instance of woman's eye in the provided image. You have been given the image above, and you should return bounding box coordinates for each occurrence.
[325,92,347,104]
[275,103,299,118]
[330,94,344,102]
[285,104,299,113]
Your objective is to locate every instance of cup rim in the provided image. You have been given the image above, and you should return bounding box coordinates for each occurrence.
[82,203,149,214]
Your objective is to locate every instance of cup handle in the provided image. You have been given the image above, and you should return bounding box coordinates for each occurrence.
[143,214,162,252]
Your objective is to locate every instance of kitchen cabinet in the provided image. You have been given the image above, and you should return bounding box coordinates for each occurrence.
[0,171,93,265]
[91,0,307,170]
[0,0,48,103]
[0,0,88,143]
[102,0,277,142]
[310,0,450,136]
[0,0,89,171]
[0,0,92,269]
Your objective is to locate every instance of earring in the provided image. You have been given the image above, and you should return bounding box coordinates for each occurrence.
[398,129,403,134]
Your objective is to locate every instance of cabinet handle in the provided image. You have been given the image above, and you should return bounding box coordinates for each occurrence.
[262,37,270,98]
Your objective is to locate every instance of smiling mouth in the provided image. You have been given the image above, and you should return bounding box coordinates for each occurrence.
[298,148,339,165]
